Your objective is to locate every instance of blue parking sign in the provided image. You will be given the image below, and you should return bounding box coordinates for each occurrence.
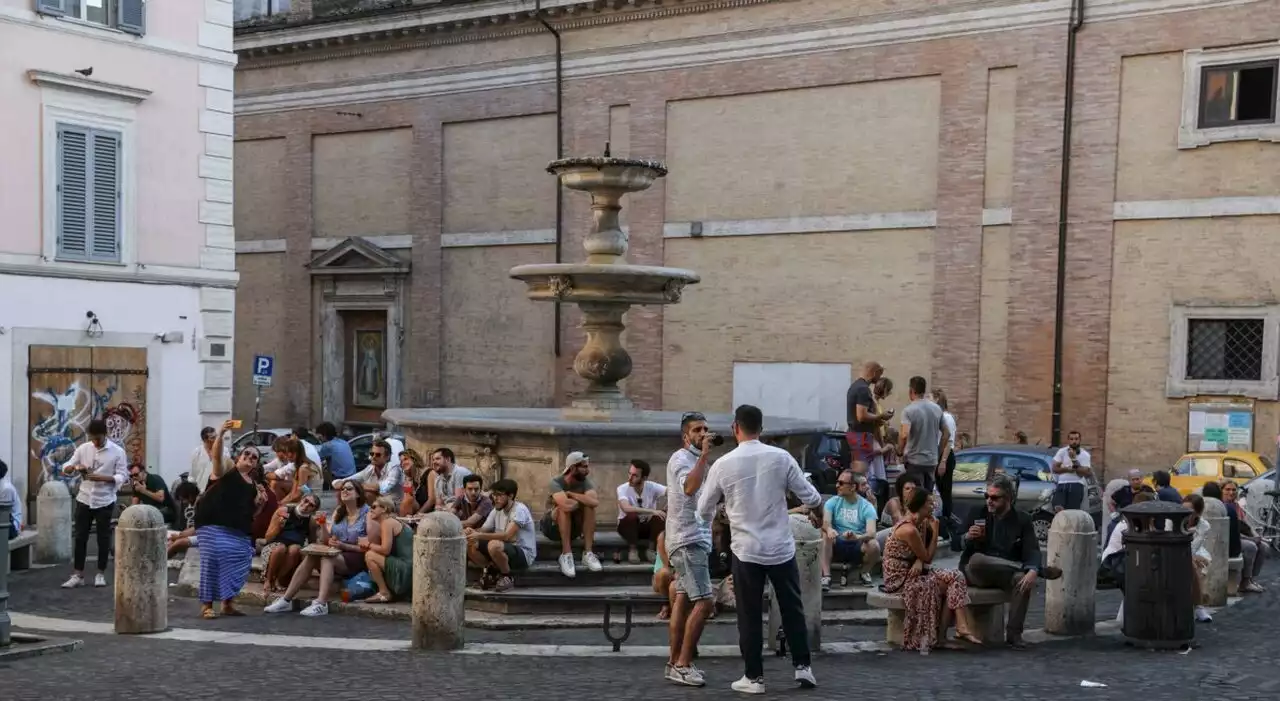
[252,355,274,387]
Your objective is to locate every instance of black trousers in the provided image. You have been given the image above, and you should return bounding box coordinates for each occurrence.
[73,501,114,572]
[732,556,810,679]
[905,462,936,493]
[937,452,956,521]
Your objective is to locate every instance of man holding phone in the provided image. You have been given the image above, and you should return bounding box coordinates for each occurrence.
[1050,430,1092,512]
[846,362,893,476]
[959,474,1061,649]
[61,419,129,589]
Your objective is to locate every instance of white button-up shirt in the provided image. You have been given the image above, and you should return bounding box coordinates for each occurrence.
[64,440,129,509]
[696,439,822,566]
[340,461,404,506]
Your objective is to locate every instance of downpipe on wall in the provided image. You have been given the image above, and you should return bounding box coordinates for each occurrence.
[1051,0,1084,448]
[535,1,565,359]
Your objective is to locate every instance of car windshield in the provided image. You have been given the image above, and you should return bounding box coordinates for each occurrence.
[1260,455,1275,472]
[1174,457,1219,477]
[953,455,989,482]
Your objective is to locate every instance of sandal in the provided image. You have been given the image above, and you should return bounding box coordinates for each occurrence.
[365,592,392,604]
[956,632,983,646]
[201,607,217,620]
[220,606,246,617]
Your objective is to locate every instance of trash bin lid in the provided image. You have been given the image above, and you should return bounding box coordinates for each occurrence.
[1120,499,1192,532]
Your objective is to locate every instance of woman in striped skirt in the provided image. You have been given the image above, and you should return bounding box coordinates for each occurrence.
[194,419,267,619]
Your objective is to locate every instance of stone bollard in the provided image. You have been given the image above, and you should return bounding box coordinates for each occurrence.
[36,481,73,565]
[1044,509,1097,636]
[411,511,466,651]
[1201,497,1229,606]
[113,505,168,634]
[769,515,823,653]
[1100,478,1127,547]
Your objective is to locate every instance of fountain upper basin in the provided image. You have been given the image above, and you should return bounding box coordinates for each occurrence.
[510,263,700,305]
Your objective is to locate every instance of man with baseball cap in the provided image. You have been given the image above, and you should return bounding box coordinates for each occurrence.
[542,451,603,577]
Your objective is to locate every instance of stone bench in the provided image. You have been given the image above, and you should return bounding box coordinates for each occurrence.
[1227,555,1244,597]
[8,529,38,571]
[866,586,1010,646]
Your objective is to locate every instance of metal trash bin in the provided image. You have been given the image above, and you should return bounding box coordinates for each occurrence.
[0,497,11,647]
[1119,500,1195,649]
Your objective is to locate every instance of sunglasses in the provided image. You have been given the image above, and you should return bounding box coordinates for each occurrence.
[985,493,1006,501]
[836,480,853,486]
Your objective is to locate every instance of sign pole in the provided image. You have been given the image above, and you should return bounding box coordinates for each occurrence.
[253,385,262,435]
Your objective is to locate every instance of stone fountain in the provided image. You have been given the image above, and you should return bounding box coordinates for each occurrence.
[385,153,827,525]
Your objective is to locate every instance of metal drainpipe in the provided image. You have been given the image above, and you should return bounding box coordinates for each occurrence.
[1051,0,1085,448]
[535,1,565,359]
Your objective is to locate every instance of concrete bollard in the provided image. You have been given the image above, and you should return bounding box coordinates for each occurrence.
[1100,478,1127,547]
[411,511,466,651]
[1201,497,1229,606]
[769,516,823,653]
[36,481,73,565]
[113,505,168,634]
[1044,509,1097,636]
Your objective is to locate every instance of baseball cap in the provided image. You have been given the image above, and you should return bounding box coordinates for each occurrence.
[564,451,589,473]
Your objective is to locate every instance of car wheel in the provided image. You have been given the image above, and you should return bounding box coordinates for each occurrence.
[1032,512,1052,543]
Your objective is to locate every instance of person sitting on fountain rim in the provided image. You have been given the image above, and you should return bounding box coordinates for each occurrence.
[616,458,667,563]
[466,479,537,592]
[542,451,603,578]
[959,474,1062,649]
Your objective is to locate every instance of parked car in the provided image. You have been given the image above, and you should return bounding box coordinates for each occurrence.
[232,428,321,467]
[801,431,904,495]
[1166,450,1273,496]
[950,445,1103,543]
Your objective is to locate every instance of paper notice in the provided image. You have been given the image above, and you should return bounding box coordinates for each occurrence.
[1188,412,1207,435]
[1205,413,1229,430]
[1228,428,1250,446]
[1198,440,1218,451]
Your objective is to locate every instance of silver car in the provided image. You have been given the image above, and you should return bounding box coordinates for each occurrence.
[950,446,1103,542]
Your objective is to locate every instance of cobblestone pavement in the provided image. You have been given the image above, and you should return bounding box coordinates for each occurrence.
[6,560,1280,700]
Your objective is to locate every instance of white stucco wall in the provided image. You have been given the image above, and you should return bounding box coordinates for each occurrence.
[0,275,210,505]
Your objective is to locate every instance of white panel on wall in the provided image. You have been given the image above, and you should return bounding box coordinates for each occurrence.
[732,362,850,431]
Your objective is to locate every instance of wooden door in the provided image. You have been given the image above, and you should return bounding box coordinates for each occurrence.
[27,346,148,507]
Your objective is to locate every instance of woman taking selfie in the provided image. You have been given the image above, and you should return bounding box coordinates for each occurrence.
[265,483,369,617]
[195,419,267,619]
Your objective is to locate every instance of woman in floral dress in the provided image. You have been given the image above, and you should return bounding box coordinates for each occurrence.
[881,489,980,651]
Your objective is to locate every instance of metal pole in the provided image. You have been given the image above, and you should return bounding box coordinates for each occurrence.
[252,386,262,434]
[0,497,12,647]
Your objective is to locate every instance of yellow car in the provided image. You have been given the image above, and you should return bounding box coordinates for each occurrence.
[1166,450,1273,496]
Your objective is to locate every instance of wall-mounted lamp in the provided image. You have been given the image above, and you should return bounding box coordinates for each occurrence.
[156,331,185,344]
[85,311,104,338]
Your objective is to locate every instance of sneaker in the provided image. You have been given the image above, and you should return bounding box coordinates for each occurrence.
[820,576,831,592]
[1242,581,1266,593]
[583,551,603,573]
[858,572,873,586]
[627,547,641,564]
[61,574,85,589]
[664,663,675,681]
[299,601,329,617]
[264,597,293,613]
[1115,601,1124,625]
[94,573,107,588]
[731,676,766,695]
[494,575,515,592]
[667,665,705,687]
[794,665,817,689]
[558,553,577,578]
[1195,606,1213,623]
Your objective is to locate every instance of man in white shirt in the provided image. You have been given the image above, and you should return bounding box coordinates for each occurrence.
[189,425,229,493]
[60,419,128,589]
[697,405,822,693]
[616,459,667,564]
[1050,430,1092,512]
[465,478,536,593]
[664,412,716,688]
[333,439,404,519]
[0,459,23,540]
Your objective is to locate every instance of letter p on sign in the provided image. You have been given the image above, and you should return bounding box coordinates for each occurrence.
[252,354,274,388]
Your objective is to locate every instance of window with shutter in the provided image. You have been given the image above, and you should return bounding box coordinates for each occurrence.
[117,0,146,36]
[55,123,122,263]
[35,0,145,34]
[35,0,66,17]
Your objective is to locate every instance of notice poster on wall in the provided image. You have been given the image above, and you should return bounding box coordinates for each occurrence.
[1187,401,1254,452]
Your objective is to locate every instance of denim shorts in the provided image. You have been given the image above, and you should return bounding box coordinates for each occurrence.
[670,543,713,602]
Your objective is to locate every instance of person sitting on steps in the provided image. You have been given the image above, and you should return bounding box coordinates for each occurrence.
[542,451,603,578]
[466,479,536,592]
[617,459,667,564]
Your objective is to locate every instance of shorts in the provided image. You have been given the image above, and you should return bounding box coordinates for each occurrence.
[499,542,531,571]
[540,508,584,541]
[846,431,878,464]
[832,538,865,568]
[669,543,713,602]
[1051,482,1085,510]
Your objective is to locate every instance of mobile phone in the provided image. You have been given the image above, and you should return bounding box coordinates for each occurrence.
[229,419,243,429]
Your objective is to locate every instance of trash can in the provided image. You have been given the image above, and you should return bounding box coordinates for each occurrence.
[1119,500,1195,649]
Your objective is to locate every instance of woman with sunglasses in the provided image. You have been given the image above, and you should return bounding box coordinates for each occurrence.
[194,419,268,619]
[266,481,369,616]
[362,496,414,603]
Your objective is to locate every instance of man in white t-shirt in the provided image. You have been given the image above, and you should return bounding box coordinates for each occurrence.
[1050,430,1092,512]
[189,425,230,493]
[60,419,129,589]
[465,478,536,593]
[616,459,667,564]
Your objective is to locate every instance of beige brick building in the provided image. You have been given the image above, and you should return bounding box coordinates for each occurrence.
[231,0,1280,476]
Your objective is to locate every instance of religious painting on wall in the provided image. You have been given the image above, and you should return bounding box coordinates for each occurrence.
[353,329,386,408]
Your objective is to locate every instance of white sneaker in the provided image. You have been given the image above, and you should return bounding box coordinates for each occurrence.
[582,551,603,573]
[264,597,293,613]
[1195,606,1213,623]
[299,601,329,617]
[1115,601,1124,625]
[61,574,85,589]
[667,665,705,687]
[558,553,576,578]
[794,665,817,688]
[94,573,107,588]
[731,676,766,695]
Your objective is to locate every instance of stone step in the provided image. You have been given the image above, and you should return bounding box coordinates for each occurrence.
[247,554,655,589]
[463,584,872,616]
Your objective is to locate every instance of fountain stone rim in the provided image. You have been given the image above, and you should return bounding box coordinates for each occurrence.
[547,156,668,177]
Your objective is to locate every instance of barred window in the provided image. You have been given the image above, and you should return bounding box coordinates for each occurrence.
[1186,318,1265,381]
